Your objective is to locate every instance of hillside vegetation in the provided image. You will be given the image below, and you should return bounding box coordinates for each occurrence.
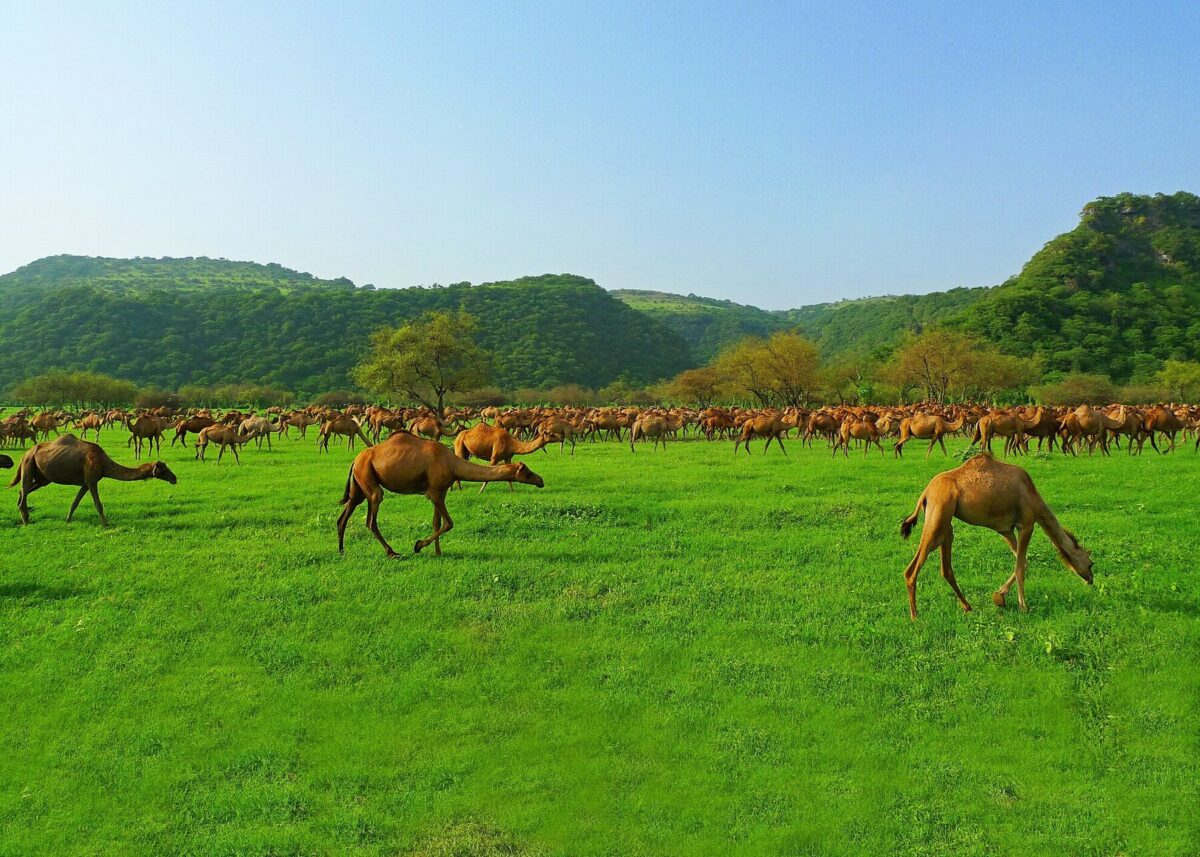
[617,192,1200,380]
[2,192,1198,396]
[0,264,691,395]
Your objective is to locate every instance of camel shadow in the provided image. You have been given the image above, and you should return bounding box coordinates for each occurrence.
[1139,590,1200,619]
[0,581,88,603]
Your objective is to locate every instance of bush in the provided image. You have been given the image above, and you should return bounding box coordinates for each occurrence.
[1029,373,1117,405]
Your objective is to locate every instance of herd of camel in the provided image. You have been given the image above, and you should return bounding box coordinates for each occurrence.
[2,396,1193,618]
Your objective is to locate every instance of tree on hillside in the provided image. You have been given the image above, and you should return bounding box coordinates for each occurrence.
[353,309,492,413]
[882,331,1035,402]
[1156,359,1200,401]
[12,371,139,409]
[666,366,725,407]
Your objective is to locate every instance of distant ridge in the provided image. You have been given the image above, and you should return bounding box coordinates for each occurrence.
[2,192,1198,393]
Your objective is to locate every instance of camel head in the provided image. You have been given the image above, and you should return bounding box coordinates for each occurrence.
[151,462,178,484]
[1056,528,1093,585]
[0,453,12,469]
[512,462,545,488]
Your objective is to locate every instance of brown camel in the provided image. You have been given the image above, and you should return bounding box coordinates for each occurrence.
[31,412,65,442]
[9,434,177,525]
[337,431,545,557]
[894,413,964,458]
[318,414,372,452]
[195,425,262,464]
[410,416,463,443]
[971,408,1042,456]
[733,413,787,455]
[171,415,216,447]
[899,455,1093,620]
[455,423,553,491]
[128,415,166,460]
[1063,405,1125,455]
[631,414,672,452]
[76,413,104,440]
[834,417,885,457]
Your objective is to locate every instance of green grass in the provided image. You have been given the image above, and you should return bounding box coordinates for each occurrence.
[1,427,1197,855]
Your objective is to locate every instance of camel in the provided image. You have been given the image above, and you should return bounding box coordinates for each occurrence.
[31,412,65,442]
[195,425,262,464]
[410,416,463,443]
[1141,405,1185,454]
[1062,405,1126,455]
[733,413,787,455]
[286,411,320,438]
[631,414,672,452]
[833,417,885,457]
[8,434,177,525]
[971,408,1042,456]
[899,455,1093,620]
[317,414,372,452]
[337,431,545,557]
[455,423,554,491]
[127,415,166,460]
[76,413,104,440]
[240,415,288,450]
[171,415,216,447]
[894,413,964,458]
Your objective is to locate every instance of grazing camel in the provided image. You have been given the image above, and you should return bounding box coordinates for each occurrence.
[8,434,177,525]
[318,414,372,452]
[240,415,288,450]
[76,413,104,440]
[31,412,66,442]
[733,413,787,455]
[195,425,262,463]
[899,455,1093,620]
[894,413,964,458]
[630,414,672,452]
[171,415,216,447]
[454,423,553,492]
[410,416,463,443]
[128,415,166,460]
[971,408,1042,456]
[337,431,545,557]
[833,417,885,458]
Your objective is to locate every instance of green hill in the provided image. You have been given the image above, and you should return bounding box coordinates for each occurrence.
[616,192,1200,380]
[3,192,1197,396]
[0,262,692,395]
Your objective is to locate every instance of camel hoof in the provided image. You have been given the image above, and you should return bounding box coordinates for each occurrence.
[387,550,401,559]
[992,591,1006,607]
[961,603,972,613]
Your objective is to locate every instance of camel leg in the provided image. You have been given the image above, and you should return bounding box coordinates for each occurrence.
[903,502,953,620]
[363,489,398,558]
[925,437,937,459]
[233,445,242,465]
[66,485,89,522]
[939,536,971,613]
[414,495,453,555]
[992,530,1020,606]
[777,435,787,455]
[337,488,365,554]
[217,445,226,464]
[89,482,109,526]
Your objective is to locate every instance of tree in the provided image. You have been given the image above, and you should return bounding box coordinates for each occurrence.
[714,338,776,406]
[1029,373,1117,405]
[353,309,492,413]
[761,331,821,406]
[666,367,725,407]
[1156,360,1200,401]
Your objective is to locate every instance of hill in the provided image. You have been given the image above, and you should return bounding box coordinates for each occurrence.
[0,262,692,395]
[3,192,1198,396]
[617,191,1200,380]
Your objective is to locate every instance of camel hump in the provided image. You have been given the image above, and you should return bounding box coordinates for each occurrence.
[54,434,83,446]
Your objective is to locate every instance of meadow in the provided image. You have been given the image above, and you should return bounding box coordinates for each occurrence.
[1,425,1197,856]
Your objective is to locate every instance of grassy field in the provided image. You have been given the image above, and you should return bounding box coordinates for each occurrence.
[1,426,1197,856]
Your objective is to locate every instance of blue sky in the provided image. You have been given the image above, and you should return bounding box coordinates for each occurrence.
[2,1,1197,309]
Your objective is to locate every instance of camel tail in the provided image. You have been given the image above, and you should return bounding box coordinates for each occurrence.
[6,464,20,488]
[900,491,926,540]
[339,462,355,505]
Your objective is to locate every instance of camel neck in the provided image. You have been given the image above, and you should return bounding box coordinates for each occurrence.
[450,457,516,483]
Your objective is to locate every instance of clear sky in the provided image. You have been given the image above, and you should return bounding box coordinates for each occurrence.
[2,2,1198,309]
